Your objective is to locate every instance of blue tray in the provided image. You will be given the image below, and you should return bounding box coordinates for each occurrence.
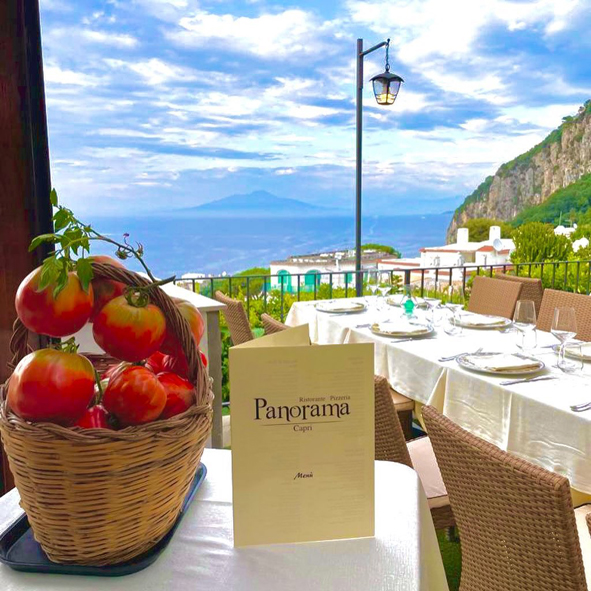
[0,463,207,577]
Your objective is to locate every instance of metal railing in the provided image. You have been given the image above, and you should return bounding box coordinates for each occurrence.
[174,259,591,322]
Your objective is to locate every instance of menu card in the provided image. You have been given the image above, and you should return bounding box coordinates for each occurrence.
[230,324,375,547]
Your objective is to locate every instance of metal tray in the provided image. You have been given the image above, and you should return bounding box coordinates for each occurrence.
[0,463,207,577]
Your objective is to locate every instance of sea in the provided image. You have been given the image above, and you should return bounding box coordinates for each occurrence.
[88,213,453,278]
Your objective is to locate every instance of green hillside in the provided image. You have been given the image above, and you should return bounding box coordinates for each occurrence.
[512,174,591,226]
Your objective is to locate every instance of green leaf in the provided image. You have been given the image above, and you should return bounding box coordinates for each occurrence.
[28,233,58,252]
[53,208,70,232]
[50,189,58,207]
[38,258,59,291]
[76,257,94,292]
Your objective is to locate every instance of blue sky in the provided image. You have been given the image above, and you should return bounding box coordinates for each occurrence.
[40,0,591,217]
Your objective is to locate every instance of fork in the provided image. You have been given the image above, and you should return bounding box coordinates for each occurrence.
[570,401,591,412]
[439,347,483,363]
[500,376,557,386]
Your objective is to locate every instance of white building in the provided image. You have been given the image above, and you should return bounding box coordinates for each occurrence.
[378,226,515,285]
[269,249,388,292]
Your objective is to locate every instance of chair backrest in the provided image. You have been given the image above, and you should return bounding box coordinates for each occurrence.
[261,313,288,335]
[495,272,544,316]
[467,275,523,318]
[537,288,591,341]
[422,405,588,591]
[215,291,254,346]
[374,376,412,468]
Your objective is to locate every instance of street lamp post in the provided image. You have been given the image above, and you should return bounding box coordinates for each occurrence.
[355,38,403,296]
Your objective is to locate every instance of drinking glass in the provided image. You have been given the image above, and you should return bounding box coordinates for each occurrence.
[551,307,578,372]
[377,271,392,298]
[513,300,537,351]
[443,307,463,336]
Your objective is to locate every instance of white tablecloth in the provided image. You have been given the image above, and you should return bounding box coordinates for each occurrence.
[287,298,591,494]
[0,449,448,591]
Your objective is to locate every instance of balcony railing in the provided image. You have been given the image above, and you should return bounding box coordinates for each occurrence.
[174,259,591,322]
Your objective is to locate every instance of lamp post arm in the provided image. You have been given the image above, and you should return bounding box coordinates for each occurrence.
[360,40,388,58]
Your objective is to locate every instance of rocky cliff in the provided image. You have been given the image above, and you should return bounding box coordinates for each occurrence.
[447,100,591,242]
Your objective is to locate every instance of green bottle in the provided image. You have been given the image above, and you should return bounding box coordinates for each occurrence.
[402,285,415,317]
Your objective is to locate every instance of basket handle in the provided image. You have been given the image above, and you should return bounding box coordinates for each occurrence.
[8,262,202,386]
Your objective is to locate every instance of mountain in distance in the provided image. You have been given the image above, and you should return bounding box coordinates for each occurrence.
[181,190,347,218]
[447,100,591,242]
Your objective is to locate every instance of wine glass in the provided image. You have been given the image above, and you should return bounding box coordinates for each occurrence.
[513,300,536,351]
[367,270,379,297]
[377,272,392,298]
[551,307,578,372]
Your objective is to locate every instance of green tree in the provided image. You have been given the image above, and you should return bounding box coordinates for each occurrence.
[361,243,401,257]
[511,222,572,263]
[461,218,514,242]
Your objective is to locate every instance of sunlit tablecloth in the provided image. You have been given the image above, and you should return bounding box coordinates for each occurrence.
[0,449,448,591]
[287,298,591,495]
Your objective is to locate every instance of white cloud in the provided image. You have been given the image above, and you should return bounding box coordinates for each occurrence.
[44,65,101,87]
[45,27,138,50]
[105,58,196,85]
[167,9,334,59]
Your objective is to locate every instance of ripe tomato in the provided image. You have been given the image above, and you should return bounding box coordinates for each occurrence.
[93,295,166,362]
[200,350,208,368]
[102,361,130,381]
[160,298,204,355]
[145,351,167,374]
[157,372,195,419]
[15,267,93,337]
[161,352,189,379]
[89,256,126,321]
[103,365,166,426]
[7,349,95,425]
[75,405,111,429]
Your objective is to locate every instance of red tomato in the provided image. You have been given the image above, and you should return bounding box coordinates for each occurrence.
[93,295,166,362]
[145,351,167,374]
[15,267,94,337]
[200,350,208,368]
[103,365,166,426]
[161,352,189,379]
[157,372,195,419]
[75,405,111,429]
[7,349,95,425]
[89,256,126,321]
[102,361,130,381]
[160,298,204,355]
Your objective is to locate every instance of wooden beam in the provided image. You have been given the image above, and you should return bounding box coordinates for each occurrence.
[0,0,52,494]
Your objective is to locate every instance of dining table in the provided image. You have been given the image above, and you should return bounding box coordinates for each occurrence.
[287,297,591,500]
[0,448,449,591]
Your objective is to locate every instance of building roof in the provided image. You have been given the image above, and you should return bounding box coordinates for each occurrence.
[270,248,392,267]
[420,238,514,254]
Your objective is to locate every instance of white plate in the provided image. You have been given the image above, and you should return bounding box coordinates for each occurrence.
[456,351,545,376]
[386,294,427,308]
[315,301,366,314]
[455,313,512,330]
[370,321,434,339]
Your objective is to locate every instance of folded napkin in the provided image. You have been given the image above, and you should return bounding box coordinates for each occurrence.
[371,321,430,336]
[317,301,365,312]
[565,343,591,360]
[458,313,507,327]
[466,353,540,372]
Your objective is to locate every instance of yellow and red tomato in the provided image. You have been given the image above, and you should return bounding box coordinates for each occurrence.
[89,256,126,321]
[7,349,95,426]
[160,298,204,356]
[103,365,166,426]
[145,351,167,375]
[15,267,93,337]
[93,295,166,362]
[161,352,189,379]
[157,372,195,419]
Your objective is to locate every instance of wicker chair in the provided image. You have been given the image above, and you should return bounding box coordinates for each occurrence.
[422,405,591,591]
[215,291,254,345]
[261,313,288,335]
[374,376,454,530]
[495,272,544,315]
[537,289,591,341]
[467,275,523,319]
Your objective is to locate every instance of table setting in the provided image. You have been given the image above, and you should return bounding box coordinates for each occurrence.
[287,293,591,497]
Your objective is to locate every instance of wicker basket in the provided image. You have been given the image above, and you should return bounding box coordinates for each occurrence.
[0,262,213,566]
